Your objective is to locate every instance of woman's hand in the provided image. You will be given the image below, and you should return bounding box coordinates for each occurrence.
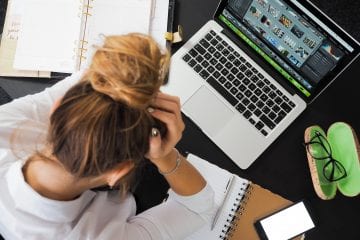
[146,92,185,165]
[146,93,207,196]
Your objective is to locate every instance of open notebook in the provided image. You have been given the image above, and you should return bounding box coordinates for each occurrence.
[0,0,50,77]
[13,0,153,73]
[186,154,303,240]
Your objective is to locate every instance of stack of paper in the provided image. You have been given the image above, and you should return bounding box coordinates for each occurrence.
[0,0,50,77]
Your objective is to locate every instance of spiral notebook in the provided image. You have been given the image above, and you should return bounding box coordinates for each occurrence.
[186,154,303,240]
[13,0,153,73]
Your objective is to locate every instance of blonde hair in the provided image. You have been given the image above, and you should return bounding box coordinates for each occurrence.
[31,33,170,192]
[88,34,169,109]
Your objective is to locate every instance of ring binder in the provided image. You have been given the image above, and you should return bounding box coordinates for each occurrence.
[77,0,93,69]
[13,0,156,73]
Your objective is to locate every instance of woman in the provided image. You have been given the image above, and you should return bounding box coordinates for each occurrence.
[0,34,215,239]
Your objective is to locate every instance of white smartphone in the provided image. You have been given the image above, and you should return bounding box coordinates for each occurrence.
[254,201,315,240]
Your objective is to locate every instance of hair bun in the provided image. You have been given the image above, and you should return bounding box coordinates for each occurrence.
[85,33,170,109]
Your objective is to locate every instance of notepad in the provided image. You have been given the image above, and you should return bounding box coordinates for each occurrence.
[13,0,153,73]
[0,0,50,77]
[186,154,303,240]
[149,0,169,49]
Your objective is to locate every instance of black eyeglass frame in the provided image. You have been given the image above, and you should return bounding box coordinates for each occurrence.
[304,130,347,182]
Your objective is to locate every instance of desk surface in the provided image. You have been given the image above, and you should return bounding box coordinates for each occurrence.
[1,0,360,239]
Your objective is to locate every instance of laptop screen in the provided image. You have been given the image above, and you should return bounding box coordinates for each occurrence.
[215,0,360,99]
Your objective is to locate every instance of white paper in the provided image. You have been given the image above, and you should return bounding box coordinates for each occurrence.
[14,0,152,73]
[185,154,250,240]
[0,0,50,77]
[149,0,169,49]
[81,0,153,69]
[14,0,82,73]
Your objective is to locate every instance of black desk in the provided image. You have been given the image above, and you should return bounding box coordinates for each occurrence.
[1,0,360,239]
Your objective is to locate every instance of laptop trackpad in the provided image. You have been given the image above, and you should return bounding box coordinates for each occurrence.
[183,86,234,137]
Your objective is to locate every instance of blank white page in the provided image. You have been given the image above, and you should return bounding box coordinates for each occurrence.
[0,0,51,77]
[80,0,153,69]
[14,0,82,73]
[149,0,169,49]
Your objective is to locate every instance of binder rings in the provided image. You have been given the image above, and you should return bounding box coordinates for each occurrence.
[13,0,153,73]
[185,154,303,240]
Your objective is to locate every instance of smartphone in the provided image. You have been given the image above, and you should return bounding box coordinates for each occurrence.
[254,201,315,240]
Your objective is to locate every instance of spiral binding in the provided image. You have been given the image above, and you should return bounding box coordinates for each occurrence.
[218,182,253,240]
[74,0,94,69]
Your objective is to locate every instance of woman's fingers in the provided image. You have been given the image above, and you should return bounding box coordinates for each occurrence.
[146,93,185,162]
[151,98,180,118]
[153,93,181,110]
[151,92,181,121]
[156,92,181,108]
[145,128,163,159]
[150,108,184,141]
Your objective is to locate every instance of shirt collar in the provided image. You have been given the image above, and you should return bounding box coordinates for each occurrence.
[6,161,96,223]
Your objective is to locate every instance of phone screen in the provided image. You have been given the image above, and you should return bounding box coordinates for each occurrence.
[255,201,315,240]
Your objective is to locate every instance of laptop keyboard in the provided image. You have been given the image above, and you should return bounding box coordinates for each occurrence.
[182,30,296,136]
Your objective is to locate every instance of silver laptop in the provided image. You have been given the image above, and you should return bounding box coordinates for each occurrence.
[161,0,360,169]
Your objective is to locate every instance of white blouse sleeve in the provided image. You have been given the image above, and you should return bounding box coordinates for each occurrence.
[0,71,83,125]
[0,71,84,163]
[124,183,216,240]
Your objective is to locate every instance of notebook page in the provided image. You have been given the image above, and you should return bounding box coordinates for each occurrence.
[79,0,152,69]
[186,154,250,240]
[149,0,169,49]
[0,0,50,77]
[14,0,82,73]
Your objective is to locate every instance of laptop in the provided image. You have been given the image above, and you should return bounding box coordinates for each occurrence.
[161,0,360,169]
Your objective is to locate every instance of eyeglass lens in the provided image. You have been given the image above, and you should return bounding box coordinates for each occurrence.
[306,131,347,182]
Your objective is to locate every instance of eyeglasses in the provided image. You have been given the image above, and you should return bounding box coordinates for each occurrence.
[304,130,347,182]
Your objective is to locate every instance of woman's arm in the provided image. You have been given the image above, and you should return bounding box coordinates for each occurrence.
[86,182,214,240]
[119,92,215,240]
[0,71,83,125]
[0,71,84,158]
[126,184,215,240]
[147,92,207,196]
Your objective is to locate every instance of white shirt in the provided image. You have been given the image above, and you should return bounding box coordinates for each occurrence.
[0,72,216,240]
